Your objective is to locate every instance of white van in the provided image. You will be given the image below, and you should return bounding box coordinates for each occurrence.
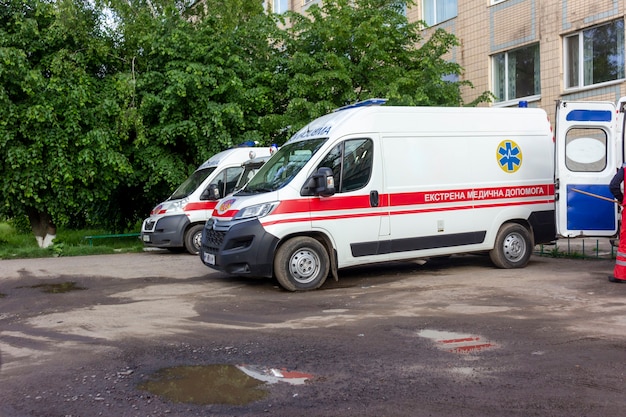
[141,146,271,254]
[200,99,621,290]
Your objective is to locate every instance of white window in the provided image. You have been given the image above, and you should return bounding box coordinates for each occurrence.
[564,20,625,89]
[423,0,457,26]
[274,0,289,14]
[492,43,540,103]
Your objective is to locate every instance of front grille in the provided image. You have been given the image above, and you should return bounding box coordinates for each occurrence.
[203,228,226,254]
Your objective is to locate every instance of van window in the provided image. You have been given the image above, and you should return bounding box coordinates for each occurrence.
[212,166,244,198]
[169,167,217,200]
[565,127,607,172]
[317,138,373,192]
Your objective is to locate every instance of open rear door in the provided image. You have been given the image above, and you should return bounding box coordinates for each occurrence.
[555,100,619,238]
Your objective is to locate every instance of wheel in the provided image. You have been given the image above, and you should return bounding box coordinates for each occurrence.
[489,223,533,268]
[274,236,329,291]
[184,224,204,255]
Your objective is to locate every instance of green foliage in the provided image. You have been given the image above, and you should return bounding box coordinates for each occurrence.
[106,0,283,216]
[275,0,490,135]
[0,0,490,235]
[0,0,133,230]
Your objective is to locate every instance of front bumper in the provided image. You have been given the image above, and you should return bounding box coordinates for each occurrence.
[141,214,189,248]
[200,218,279,278]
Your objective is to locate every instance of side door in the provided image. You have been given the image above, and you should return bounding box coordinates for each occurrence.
[310,136,390,265]
[555,100,619,237]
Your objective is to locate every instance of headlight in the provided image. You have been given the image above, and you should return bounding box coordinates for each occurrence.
[168,198,189,213]
[233,202,279,220]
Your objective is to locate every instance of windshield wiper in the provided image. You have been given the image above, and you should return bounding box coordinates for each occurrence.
[242,184,275,194]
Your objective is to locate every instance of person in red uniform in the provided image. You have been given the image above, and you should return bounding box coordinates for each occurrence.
[609,164,626,283]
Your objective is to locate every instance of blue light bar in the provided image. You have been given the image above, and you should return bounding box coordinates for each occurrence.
[334,98,388,112]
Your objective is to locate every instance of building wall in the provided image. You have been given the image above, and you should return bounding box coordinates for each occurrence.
[269,0,626,124]
[426,0,626,124]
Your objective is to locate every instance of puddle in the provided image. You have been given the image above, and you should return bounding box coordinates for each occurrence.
[138,364,313,405]
[418,329,496,353]
[138,365,268,405]
[22,281,86,294]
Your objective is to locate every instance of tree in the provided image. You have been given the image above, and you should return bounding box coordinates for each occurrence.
[105,0,284,220]
[274,0,491,136]
[0,0,132,246]
[0,0,490,242]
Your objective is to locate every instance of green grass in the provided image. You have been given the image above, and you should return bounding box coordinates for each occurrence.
[0,223,145,259]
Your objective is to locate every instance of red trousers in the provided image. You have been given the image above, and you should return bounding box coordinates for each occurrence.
[612,207,626,282]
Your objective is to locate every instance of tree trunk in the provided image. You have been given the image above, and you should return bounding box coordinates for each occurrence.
[26,208,57,248]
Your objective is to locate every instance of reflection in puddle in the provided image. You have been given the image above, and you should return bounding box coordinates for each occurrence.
[24,282,86,294]
[138,365,268,405]
[237,364,313,386]
[418,329,496,353]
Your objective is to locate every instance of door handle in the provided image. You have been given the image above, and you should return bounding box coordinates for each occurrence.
[370,190,379,207]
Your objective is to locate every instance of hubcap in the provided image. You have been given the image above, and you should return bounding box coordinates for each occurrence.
[193,232,202,251]
[503,232,525,262]
[289,248,320,284]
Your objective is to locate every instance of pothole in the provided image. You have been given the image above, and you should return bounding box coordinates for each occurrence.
[138,364,313,405]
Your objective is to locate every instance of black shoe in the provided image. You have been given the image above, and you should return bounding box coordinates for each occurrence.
[608,275,626,283]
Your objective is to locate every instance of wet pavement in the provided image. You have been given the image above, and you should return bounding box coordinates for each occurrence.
[1,250,625,416]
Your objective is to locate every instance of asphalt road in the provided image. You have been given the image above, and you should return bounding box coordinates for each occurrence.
[1,251,625,417]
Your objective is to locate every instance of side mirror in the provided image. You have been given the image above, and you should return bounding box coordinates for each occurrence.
[202,184,222,201]
[301,167,335,197]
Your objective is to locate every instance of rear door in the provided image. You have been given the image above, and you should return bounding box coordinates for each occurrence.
[555,100,619,237]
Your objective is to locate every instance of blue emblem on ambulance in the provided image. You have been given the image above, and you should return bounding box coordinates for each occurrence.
[497,140,522,173]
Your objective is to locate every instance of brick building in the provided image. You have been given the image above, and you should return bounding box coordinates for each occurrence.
[267,0,626,123]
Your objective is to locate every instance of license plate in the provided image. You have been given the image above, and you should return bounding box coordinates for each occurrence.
[203,252,215,265]
[142,234,150,242]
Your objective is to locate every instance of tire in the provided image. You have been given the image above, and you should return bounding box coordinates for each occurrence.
[274,236,330,291]
[184,224,204,255]
[489,223,533,269]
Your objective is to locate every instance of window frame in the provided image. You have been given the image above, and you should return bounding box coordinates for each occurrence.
[422,0,457,26]
[563,19,625,91]
[491,43,541,104]
[273,0,289,14]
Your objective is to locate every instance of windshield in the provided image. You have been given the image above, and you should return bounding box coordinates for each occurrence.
[169,167,216,200]
[242,138,327,194]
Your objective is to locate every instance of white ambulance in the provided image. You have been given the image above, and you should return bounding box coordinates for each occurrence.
[141,146,272,254]
[200,99,621,290]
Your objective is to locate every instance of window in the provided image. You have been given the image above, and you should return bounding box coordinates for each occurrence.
[211,167,244,199]
[317,139,373,193]
[245,138,327,193]
[423,0,457,26]
[564,20,625,89]
[565,128,607,172]
[492,43,540,103]
[274,0,288,14]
